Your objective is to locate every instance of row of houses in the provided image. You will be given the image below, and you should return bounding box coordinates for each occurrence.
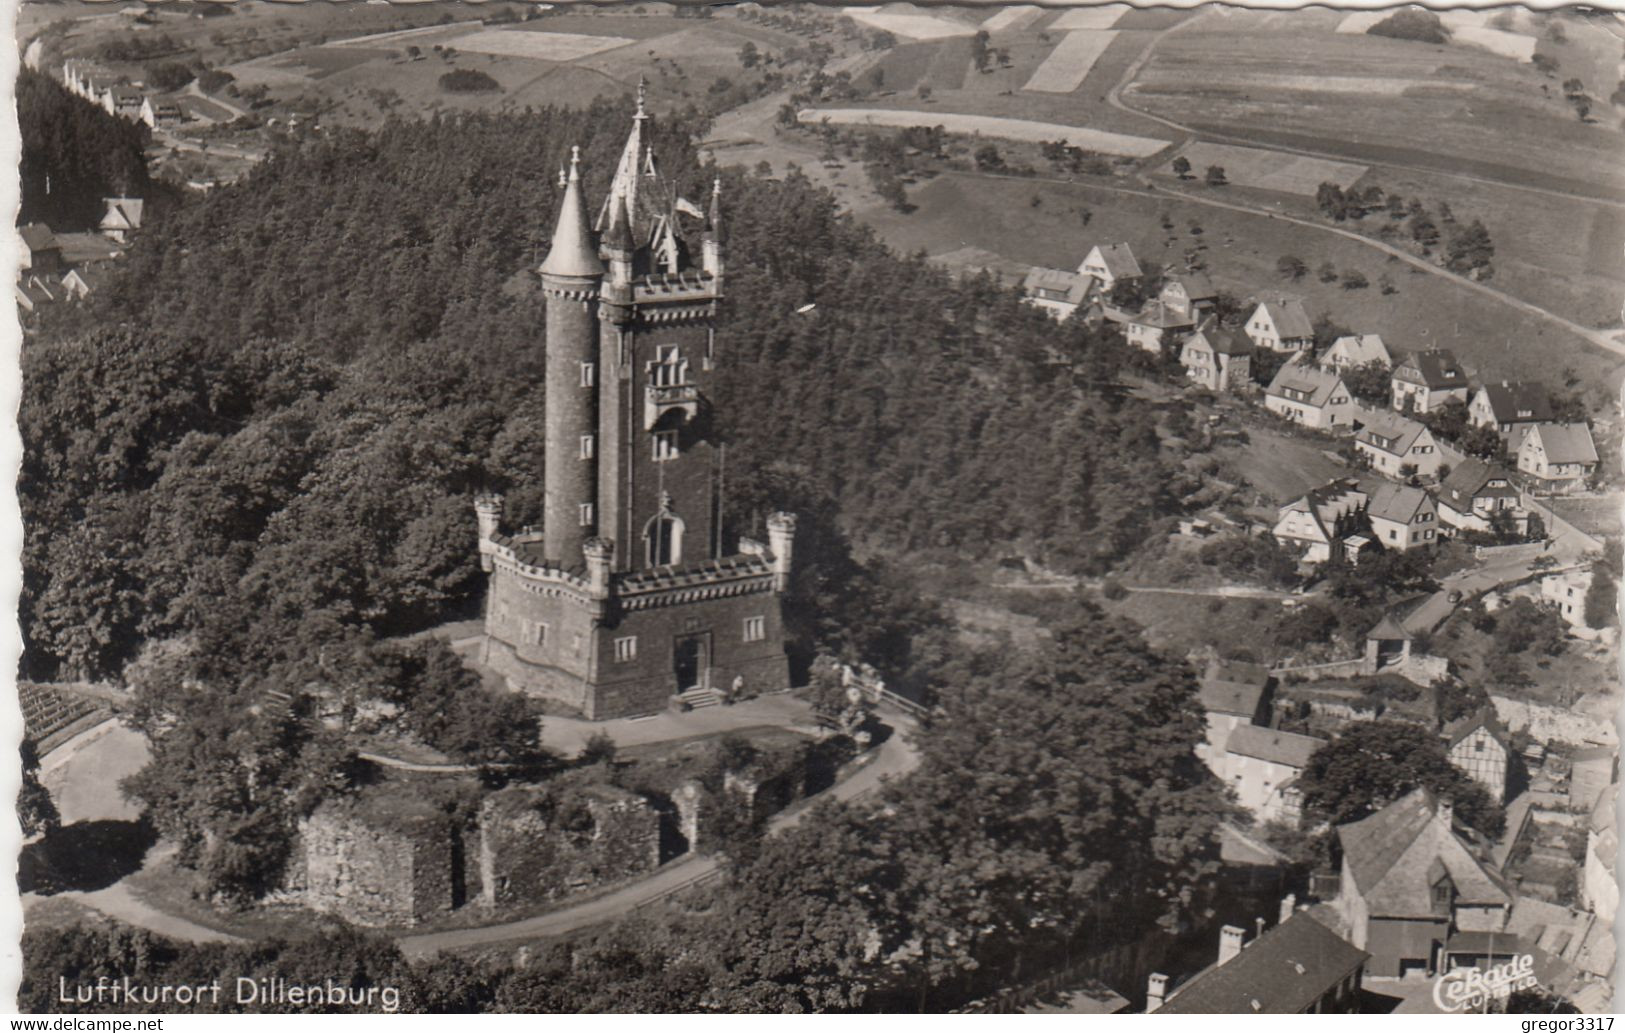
[1021,243,1600,493]
[62,58,187,128]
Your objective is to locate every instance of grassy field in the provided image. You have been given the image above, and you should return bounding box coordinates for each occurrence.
[1127,20,1625,200]
[1352,164,1625,332]
[857,171,1620,389]
[1160,141,1368,196]
[1214,426,1350,505]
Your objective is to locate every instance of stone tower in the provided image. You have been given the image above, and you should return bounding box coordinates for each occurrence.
[476,90,795,719]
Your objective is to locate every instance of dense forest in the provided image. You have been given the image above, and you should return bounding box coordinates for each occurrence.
[19,95,1214,988]
[22,97,1179,691]
[17,68,163,230]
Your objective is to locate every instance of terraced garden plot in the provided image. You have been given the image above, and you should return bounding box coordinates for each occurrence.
[799,107,1168,156]
[1023,30,1117,94]
[1164,141,1367,196]
[450,28,635,62]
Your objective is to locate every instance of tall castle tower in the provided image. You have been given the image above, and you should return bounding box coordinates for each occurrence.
[476,89,795,719]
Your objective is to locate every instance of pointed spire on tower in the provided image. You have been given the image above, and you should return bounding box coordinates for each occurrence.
[635,75,648,122]
[604,190,634,253]
[540,145,603,279]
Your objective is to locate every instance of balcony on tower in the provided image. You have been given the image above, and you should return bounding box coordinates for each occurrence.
[643,344,703,430]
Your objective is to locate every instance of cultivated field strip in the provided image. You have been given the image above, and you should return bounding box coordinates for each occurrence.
[799,107,1168,156]
[1048,5,1128,31]
[451,29,635,62]
[843,6,977,40]
[1023,31,1117,93]
[980,5,1043,34]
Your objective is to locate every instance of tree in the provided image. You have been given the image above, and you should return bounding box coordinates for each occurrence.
[1532,52,1559,76]
[973,143,1003,170]
[18,739,59,839]
[1378,273,1397,295]
[1561,77,1585,99]
[1570,94,1591,121]
[578,730,617,767]
[1445,220,1495,276]
[1316,182,1349,220]
[145,61,195,92]
[1299,721,1504,836]
[970,29,991,72]
[1340,269,1369,290]
[916,83,932,101]
[1317,261,1339,283]
[438,69,500,93]
[1171,156,1191,179]
[1367,9,1449,43]
[738,41,759,69]
[1204,165,1227,187]
[1276,255,1307,281]
[1342,361,1392,405]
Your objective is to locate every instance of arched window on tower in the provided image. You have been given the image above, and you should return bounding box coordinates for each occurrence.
[644,493,685,568]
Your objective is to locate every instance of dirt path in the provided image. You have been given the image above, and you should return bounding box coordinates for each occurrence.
[396,711,920,958]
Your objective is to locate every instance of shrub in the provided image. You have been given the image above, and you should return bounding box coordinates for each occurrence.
[1101,579,1129,601]
[438,69,500,94]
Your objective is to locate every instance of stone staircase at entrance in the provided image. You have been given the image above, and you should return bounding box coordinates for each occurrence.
[678,686,722,710]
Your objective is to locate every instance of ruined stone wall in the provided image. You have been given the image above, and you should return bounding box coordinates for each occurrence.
[298,802,456,928]
[478,782,659,907]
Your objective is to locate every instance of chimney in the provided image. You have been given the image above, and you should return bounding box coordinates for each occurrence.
[1278,893,1297,926]
[1146,973,1168,1013]
[1255,917,1266,940]
[1438,796,1454,827]
[1218,924,1245,966]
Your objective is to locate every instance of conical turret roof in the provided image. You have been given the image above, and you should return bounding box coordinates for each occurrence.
[603,190,634,252]
[540,146,603,279]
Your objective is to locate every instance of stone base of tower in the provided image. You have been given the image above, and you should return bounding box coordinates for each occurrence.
[480,549,795,721]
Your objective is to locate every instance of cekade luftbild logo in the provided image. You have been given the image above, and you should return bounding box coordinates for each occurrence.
[1432,954,1540,1012]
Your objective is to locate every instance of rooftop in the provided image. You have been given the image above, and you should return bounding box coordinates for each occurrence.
[1396,349,1466,389]
[1336,787,1510,918]
[1224,724,1324,769]
[1157,912,1369,1014]
[1525,423,1598,466]
[1253,294,1313,339]
[1199,658,1272,717]
[1367,482,1432,524]
[1476,381,1552,424]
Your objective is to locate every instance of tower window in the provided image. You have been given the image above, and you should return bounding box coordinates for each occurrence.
[614,636,637,663]
[743,616,765,643]
[653,430,678,462]
[579,503,594,526]
[580,434,595,460]
[532,622,548,647]
[650,345,687,387]
[580,362,595,388]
